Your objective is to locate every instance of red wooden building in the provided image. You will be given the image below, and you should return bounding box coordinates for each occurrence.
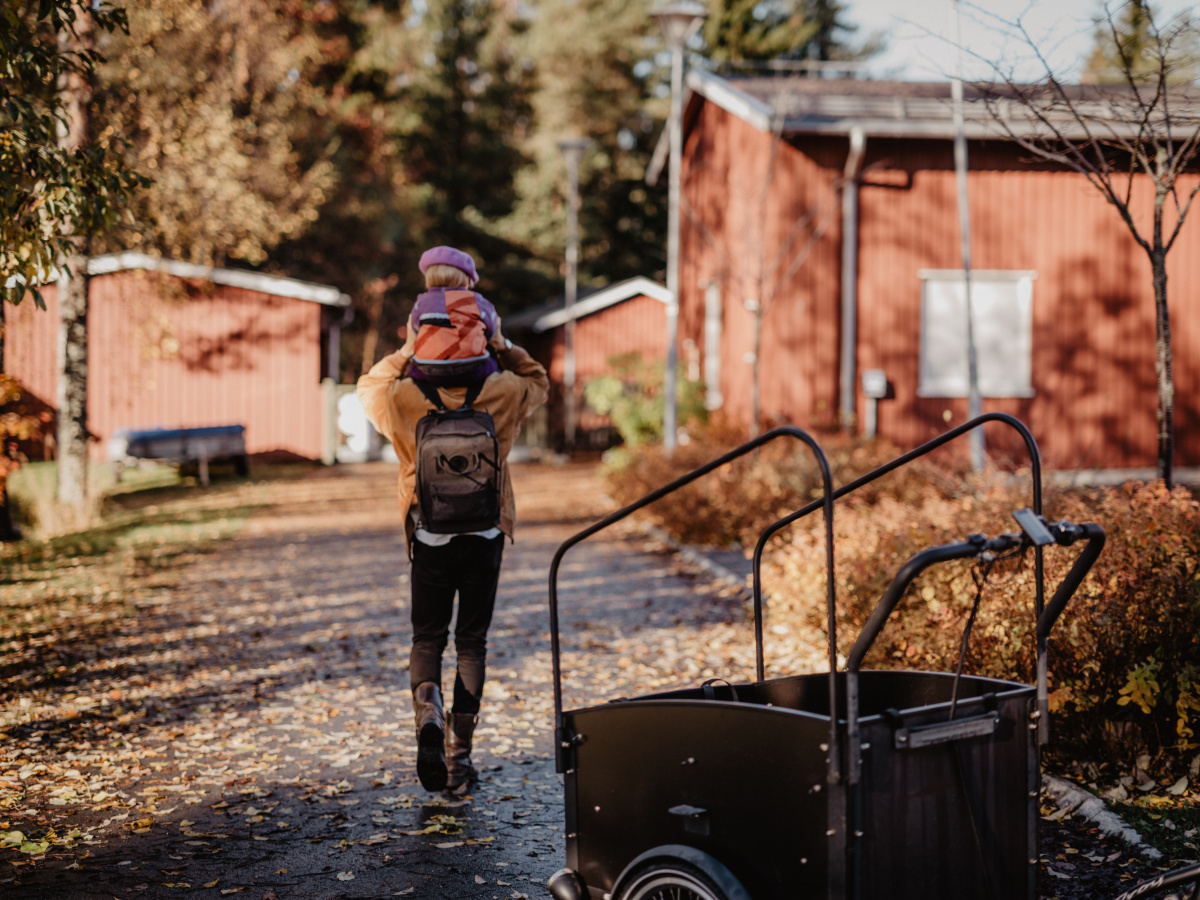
[671,71,1200,470]
[4,252,350,461]
[508,276,670,447]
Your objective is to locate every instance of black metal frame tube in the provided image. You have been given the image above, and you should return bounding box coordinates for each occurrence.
[1036,524,1106,641]
[547,425,835,773]
[751,413,1043,664]
[845,541,982,673]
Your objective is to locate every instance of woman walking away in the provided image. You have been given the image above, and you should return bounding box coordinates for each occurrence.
[356,246,548,792]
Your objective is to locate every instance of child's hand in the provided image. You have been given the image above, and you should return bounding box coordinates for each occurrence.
[398,312,417,357]
[488,317,508,353]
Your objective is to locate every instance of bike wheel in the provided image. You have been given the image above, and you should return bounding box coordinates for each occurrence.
[1113,861,1200,900]
[619,861,732,900]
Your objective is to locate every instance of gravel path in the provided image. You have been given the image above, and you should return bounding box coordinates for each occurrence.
[2,461,774,899]
[0,460,1168,899]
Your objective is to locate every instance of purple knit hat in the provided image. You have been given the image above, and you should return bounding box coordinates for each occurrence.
[418,246,479,284]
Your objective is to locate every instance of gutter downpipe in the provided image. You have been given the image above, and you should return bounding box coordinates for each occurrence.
[327,301,354,383]
[839,126,866,431]
[323,302,354,466]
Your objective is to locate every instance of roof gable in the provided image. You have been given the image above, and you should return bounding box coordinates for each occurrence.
[679,69,1200,142]
[60,252,350,306]
[526,276,670,333]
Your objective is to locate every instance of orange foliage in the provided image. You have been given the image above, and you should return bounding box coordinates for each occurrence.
[1,374,50,493]
[607,431,1200,768]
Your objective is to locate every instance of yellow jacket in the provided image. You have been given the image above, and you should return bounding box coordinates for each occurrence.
[356,343,549,547]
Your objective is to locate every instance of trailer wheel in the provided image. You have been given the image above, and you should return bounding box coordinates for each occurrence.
[618,860,739,900]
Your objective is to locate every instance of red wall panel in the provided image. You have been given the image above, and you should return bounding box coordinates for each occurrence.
[679,98,1200,469]
[4,270,326,460]
[679,103,844,433]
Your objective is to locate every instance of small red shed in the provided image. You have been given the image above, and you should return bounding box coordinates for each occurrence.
[509,276,670,447]
[671,71,1200,470]
[4,252,350,461]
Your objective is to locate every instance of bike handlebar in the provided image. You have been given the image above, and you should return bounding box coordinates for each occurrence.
[845,514,1105,674]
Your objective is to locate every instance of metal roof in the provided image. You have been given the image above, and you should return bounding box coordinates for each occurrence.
[685,68,1200,141]
[84,252,351,306]
[508,276,670,334]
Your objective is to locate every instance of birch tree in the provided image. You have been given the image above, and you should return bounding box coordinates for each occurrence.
[0,1,143,515]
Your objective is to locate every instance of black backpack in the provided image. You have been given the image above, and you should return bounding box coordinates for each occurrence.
[412,380,502,534]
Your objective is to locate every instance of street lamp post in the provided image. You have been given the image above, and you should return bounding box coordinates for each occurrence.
[558,137,591,454]
[652,1,707,454]
[950,0,984,471]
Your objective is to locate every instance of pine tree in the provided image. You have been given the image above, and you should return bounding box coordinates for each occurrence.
[702,0,862,65]
[395,0,537,305]
[263,0,420,376]
[1083,0,1199,85]
[503,0,667,294]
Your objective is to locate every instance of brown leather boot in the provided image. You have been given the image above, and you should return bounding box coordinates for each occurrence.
[412,682,447,792]
[444,712,479,791]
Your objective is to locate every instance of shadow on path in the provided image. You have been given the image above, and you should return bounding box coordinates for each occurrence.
[1,461,765,899]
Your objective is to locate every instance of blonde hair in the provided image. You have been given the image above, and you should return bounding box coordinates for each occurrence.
[424,264,473,288]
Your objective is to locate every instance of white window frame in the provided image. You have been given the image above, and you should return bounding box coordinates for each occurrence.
[917,269,1037,399]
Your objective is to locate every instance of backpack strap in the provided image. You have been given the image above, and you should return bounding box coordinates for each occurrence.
[414,379,448,411]
[414,378,487,411]
[462,380,485,410]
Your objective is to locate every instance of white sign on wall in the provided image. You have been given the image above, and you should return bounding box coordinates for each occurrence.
[918,270,1037,399]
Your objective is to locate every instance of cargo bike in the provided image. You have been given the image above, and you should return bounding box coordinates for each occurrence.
[542,414,1198,900]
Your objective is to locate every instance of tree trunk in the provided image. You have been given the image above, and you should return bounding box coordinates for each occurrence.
[55,9,94,509]
[56,254,90,507]
[1151,246,1174,487]
[0,300,16,541]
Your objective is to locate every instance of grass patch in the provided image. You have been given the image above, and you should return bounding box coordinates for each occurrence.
[7,459,181,538]
[1,460,315,584]
[1116,799,1200,862]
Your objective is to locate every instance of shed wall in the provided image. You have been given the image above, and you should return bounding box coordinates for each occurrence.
[542,293,668,436]
[679,98,1200,469]
[4,270,326,460]
[679,102,843,433]
[854,137,1200,469]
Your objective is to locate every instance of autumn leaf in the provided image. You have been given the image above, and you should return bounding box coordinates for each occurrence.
[475,875,486,884]
[204,879,219,888]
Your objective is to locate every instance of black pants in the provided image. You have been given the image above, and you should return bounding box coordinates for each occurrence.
[409,534,504,714]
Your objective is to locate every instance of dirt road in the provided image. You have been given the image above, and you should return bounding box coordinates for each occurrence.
[2,461,768,899]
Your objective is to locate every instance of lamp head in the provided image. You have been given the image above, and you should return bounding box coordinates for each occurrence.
[650,1,708,50]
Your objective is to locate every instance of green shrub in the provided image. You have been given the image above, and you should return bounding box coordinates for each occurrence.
[583,352,706,449]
